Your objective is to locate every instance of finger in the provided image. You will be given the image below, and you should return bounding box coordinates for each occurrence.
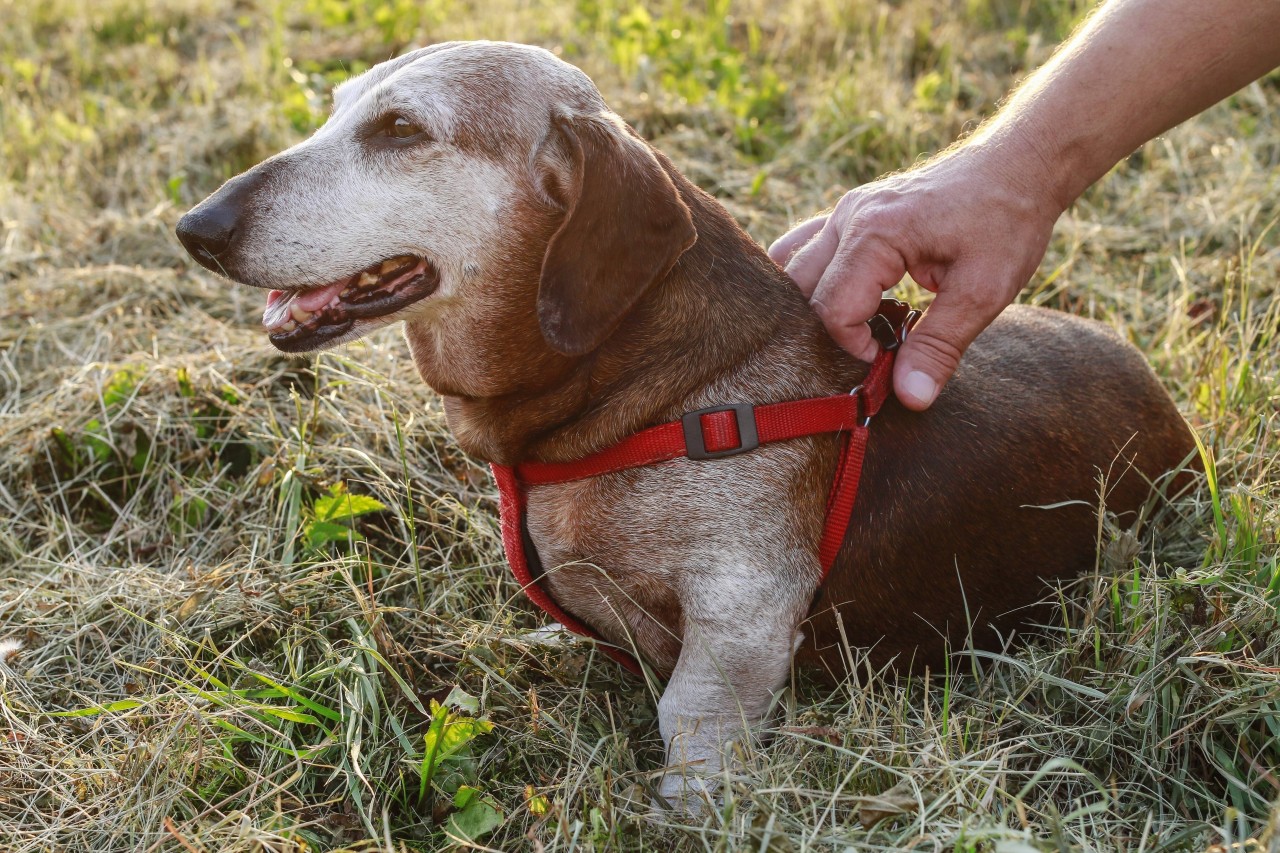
[782,218,841,297]
[767,215,827,266]
[807,233,906,361]
[814,230,908,312]
[811,296,879,364]
[893,283,1008,411]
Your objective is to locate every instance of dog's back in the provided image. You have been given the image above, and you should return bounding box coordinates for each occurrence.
[803,304,1197,672]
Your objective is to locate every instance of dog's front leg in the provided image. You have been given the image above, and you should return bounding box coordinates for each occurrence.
[655,563,812,813]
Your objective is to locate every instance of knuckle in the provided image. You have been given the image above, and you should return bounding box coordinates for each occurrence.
[843,200,908,245]
[811,292,876,332]
[836,188,864,210]
[809,296,837,324]
[834,188,880,225]
[810,297,851,329]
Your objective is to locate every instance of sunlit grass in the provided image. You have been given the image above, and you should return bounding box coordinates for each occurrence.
[0,0,1276,850]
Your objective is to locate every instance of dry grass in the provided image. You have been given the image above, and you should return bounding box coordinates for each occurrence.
[1,0,1278,850]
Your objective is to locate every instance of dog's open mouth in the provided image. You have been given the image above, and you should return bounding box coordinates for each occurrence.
[262,255,439,352]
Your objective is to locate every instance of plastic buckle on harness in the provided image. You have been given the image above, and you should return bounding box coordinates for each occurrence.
[682,403,759,460]
[867,314,901,352]
[869,298,923,352]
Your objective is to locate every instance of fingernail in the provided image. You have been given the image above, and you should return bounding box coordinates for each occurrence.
[901,371,938,406]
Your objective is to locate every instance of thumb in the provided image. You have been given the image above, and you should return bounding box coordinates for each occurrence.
[893,285,1006,411]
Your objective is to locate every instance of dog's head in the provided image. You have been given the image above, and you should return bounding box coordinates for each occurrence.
[176,41,696,394]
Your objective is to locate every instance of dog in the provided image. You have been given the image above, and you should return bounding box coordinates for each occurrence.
[175,41,1196,809]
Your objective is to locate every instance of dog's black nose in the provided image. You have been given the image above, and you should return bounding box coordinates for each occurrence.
[176,204,237,269]
[175,165,276,275]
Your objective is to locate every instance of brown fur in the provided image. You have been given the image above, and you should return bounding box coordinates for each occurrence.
[176,42,1198,805]
[408,129,1195,676]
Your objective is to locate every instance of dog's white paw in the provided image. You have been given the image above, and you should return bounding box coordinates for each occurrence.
[654,771,719,818]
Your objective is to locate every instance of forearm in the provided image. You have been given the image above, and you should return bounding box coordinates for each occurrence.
[970,0,1280,211]
[772,0,1280,408]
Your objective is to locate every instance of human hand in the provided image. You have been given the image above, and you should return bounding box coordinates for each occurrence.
[769,142,1063,410]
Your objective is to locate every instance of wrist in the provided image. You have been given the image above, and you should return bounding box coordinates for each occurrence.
[962,111,1086,219]
[1019,116,1089,213]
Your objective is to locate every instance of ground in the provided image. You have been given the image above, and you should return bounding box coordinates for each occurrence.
[1,0,1278,850]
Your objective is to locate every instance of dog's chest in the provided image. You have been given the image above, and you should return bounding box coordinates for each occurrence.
[520,444,831,674]
[524,474,686,672]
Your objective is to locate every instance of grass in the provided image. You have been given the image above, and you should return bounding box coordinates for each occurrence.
[0,0,1277,849]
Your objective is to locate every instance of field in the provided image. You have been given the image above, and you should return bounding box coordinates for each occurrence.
[1,0,1278,850]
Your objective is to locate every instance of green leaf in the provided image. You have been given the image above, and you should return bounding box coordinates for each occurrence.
[303,519,363,549]
[50,426,80,467]
[176,366,195,398]
[245,671,343,723]
[525,785,550,816]
[419,701,450,801]
[419,701,494,800]
[423,711,493,769]
[446,787,503,842]
[166,173,185,205]
[314,482,387,522]
[258,706,320,724]
[453,785,476,809]
[102,364,146,409]
[84,419,112,463]
[12,57,37,82]
[52,699,146,717]
[443,686,480,714]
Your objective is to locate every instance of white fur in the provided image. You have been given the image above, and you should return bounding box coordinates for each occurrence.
[653,546,812,809]
[187,42,607,345]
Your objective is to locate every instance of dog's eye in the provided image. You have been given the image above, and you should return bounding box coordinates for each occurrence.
[380,114,428,141]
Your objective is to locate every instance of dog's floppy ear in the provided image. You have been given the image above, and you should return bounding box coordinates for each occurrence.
[536,112,697,356]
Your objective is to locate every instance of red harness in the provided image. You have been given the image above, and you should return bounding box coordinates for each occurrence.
[490,299,920,676]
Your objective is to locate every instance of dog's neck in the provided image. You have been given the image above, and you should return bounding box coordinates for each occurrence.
[433,161,864,466]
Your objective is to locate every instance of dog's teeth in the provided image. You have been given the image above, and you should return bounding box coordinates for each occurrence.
[358,272,379,287]
[380,259,400,274]
[340,287,353,297]
[281,320,297,332]
[290,304,312,323]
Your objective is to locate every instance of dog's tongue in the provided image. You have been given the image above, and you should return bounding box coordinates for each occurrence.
[263,281,347,326]
[294,281,348,312]
[264,281,345,318]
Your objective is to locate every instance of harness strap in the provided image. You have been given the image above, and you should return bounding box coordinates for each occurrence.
[491,298,918,677]
[817,346,895,570]
[491,462,646,674]
[517,394,861,485]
